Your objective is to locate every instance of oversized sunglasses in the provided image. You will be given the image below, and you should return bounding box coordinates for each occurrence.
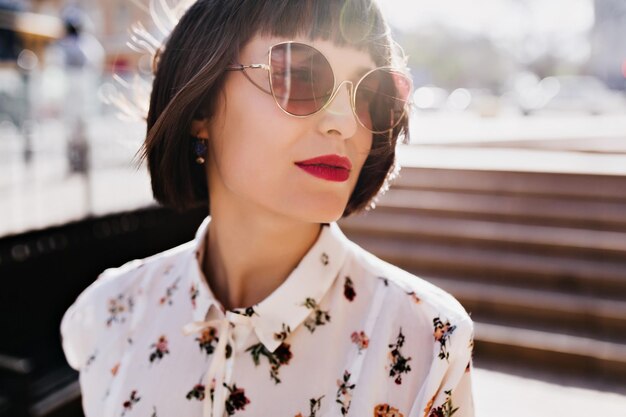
[226,42,412,134]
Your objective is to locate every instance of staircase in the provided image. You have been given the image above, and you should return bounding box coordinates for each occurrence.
[338,147,626,387]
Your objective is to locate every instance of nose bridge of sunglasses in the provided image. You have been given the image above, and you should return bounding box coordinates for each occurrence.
[324,80,356,116]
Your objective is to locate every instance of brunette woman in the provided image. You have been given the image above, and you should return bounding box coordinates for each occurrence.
[61,1,475,416]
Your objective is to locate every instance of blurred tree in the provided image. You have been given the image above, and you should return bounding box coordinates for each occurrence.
[397,24,516,92]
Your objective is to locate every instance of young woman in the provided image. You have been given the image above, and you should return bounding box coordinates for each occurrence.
[61,1,475,417]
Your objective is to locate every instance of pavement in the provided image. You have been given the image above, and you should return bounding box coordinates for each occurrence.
[473,366,626,417]
[409,111,626,148]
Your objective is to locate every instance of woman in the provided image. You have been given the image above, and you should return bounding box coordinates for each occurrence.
[60,1,475,416]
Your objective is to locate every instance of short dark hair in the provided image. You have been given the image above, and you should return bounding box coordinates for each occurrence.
[139,0,410,217]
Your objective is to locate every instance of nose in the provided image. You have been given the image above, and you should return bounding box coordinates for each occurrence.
[317,80,358,139]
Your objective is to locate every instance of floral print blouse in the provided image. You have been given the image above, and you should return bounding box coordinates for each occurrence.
[60,216,475,417]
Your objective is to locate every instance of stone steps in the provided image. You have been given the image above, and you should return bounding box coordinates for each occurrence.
[342,233,626,300]
[341,210,626,260]
[338,161,626,383]
[473,321,626,384]
[377,188,626,231]
[427,276,626,344]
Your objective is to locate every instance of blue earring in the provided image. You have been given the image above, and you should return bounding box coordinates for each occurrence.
[192,137,207,164]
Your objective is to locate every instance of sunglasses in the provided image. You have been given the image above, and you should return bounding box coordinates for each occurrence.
[226,42,412,134]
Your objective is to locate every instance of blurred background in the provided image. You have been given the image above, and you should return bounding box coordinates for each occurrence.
[1,0,625,416]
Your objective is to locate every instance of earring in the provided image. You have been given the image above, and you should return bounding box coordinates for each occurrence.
[192,136,207,164]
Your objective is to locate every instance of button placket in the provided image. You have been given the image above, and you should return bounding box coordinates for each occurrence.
[183,316,237,417]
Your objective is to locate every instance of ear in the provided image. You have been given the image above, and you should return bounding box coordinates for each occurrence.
[190,118,210,140]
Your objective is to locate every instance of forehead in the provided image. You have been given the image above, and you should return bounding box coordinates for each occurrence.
[241,35,377,79]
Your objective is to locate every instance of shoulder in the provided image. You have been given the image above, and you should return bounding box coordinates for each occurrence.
[341,239,475,386]
[59,239,195,370]
[84,239,195,300]
[344,240,475,374]
[344,240,472,327]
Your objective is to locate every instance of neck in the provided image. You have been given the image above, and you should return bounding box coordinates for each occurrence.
[202,204,321,311]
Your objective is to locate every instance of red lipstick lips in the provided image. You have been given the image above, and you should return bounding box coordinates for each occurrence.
[295,154,352,182]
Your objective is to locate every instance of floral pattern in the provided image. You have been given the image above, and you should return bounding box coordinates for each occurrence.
[374,403,405,417]
[433,317,457,361]
[149,335,170,363]
[185,382,205,401]
[343,276,356,301]
[295,396,325,417]
[159,277,181,306]
[85,350,97,370]
[189,283,199,309]
[121,390,140,416]
[273,323,291,342]
[427,390,459,417]
[406,291,421,304]
[388,327,412,384]
[466,339,474,372]
[246,341,293,384]
[209,378,215,404]
[336,370,355,416]
[302,297,331,332]
[195,326,219,356]
[224,383,250,415]
[232,306,259,317]
[351,331,369,354]
[107,293,134,326]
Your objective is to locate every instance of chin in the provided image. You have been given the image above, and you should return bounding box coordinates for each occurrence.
[302,203,347,224]
[271,188,351,224]
[280,199,344,224]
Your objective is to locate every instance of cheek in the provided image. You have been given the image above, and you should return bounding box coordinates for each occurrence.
[209,89,300,194]
[351,131,374,177]
[212,119,274,187]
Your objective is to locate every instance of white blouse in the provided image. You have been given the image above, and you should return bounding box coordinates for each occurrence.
[60,215,475,417]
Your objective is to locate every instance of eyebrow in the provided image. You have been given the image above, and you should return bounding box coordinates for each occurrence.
[352,66,375,79]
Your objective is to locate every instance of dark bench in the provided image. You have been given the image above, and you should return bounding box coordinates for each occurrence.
[0,205,208,417]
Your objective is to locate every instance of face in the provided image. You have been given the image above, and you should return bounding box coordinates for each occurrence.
[195,35,376,224]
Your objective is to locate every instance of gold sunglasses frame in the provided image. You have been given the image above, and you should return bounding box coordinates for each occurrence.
[225,41,413,134]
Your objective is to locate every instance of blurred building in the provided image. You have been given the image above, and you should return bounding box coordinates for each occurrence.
[92,0,144,74]
[22,0,144,73]
[0,0,63,60]
[591,0,626,90]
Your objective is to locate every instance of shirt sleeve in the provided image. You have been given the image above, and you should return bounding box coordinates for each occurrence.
[60,263,142,371]
[446,357,475,417]
[419,316,476,417]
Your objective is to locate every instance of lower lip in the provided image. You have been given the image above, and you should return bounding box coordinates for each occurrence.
[296,164,350,182]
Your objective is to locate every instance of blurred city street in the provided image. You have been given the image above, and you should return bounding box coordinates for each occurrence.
[410,112,626,150]
[0,113,152,236]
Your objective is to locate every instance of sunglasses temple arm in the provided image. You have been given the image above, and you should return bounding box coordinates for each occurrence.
[225,64,273,95]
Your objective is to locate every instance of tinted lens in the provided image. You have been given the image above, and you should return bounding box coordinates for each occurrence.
[355,69,411,133]
[269,43,335,116]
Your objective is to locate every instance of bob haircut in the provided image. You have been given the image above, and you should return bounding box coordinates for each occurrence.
[140,0,410,217]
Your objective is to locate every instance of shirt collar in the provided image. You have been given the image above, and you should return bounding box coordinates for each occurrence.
[188,216,350,352]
